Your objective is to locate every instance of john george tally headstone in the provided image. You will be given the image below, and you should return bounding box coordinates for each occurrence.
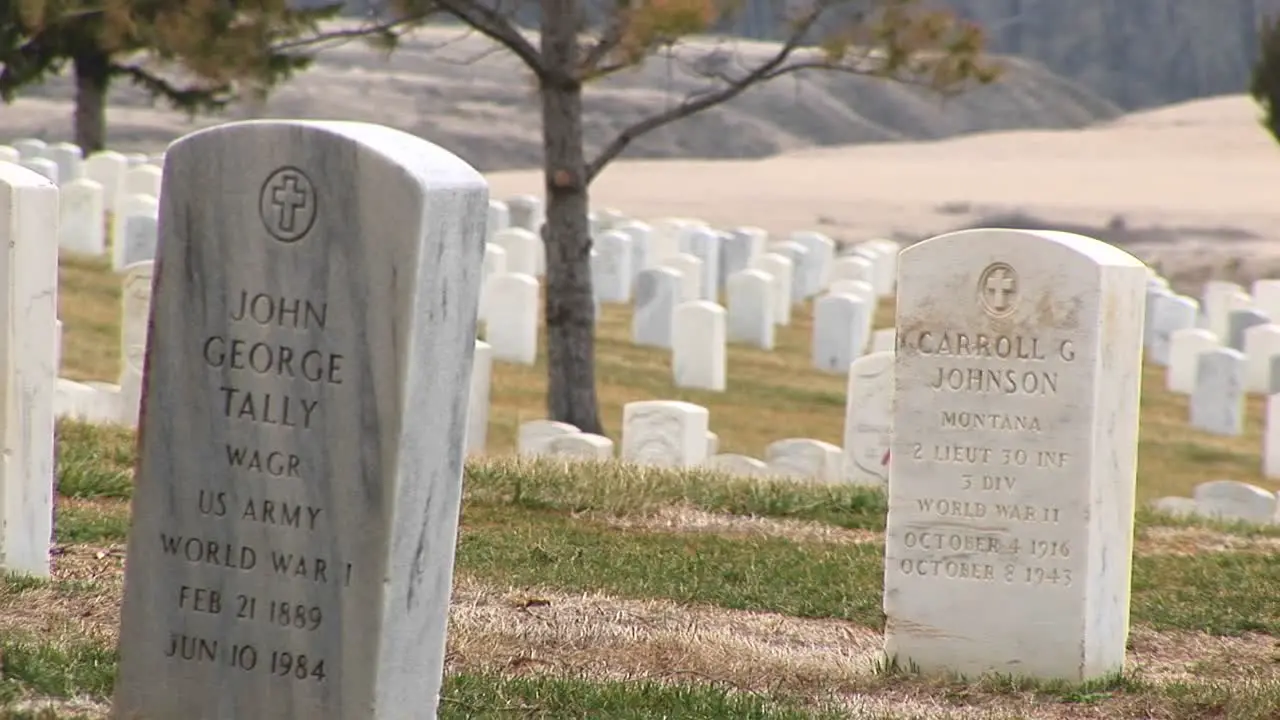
[885,228,1145,682]
[113,121,487,719]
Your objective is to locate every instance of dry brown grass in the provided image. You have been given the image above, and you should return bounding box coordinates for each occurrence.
[58,254,121,384]
[1135,526,1280,555]
[1,697,109,719]
[6,543,1279,718]
[445,581,1280,719]
[599,505,884,544]
[1134,361,1278,497]
[446,578,882,691]
[0,546,122,661]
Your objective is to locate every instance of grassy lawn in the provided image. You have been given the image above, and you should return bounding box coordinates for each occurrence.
[27,255,1279,718]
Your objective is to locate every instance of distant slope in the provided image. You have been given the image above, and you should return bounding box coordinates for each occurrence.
[3,26,1120,172]
[322,0,1280,110]
[712,0,1280,111]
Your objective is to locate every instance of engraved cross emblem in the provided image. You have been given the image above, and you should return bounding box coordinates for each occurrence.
[977,262,1019,317]
[271,175,309,233]
[259,167,318,243]
[984,268,1015,310]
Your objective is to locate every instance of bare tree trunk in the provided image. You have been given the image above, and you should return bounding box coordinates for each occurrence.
[72,52,111,155]
[539,0,603,434]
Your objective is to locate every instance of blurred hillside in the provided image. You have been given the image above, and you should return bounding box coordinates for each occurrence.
[3,26,1119,172]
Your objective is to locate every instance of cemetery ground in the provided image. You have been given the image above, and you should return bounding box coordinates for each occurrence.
[2,253,1276,718]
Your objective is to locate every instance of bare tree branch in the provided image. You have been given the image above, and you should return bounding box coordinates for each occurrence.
[584,7,828,182]
[433,0,548,78]
[578,1,633,78]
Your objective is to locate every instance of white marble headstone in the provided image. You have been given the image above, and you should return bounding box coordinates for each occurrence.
[58,177,106,255]
[486,199,509,243]
[662,252,703,303]
[112,120,487,719]
[112,193,160,270]
[769,241,810,302]
[1192,480,1277,525]
[765,439,842,482]
[719,227,765,288]
[726,269,775,350]
[791,231,835,296]
[811,293,869,373]
[11,138,47,160]
[1252,279,1280,321]
[750,253,793,326]
[0,163,59,577]
[491,227,542,277]
[121,211,160,267]
[544,432,614,460]
[21,157,58,185]
[672,301,726,391]
[1166,328,1219,394]
[886,228,1146,682]
[615,220,653,276]
[592,230,633,304]
[1189,347,1245,436]
[85,150,128,212]
[118,261,154,427]
[1147,294,1198,367]
[478,243,508,322]
[124,163,163,199]
[1243,323,1280,393]
[685,228,722,300]
[517,419,581,456]
[466,340,493,455]
[43,141,83,185]
[705,453,770,478]
[621,400,709,468]
[1226,308,1270,351]
[842,351,893,487]
[484,273,539,365]
[506,194,543,233]
[632,267,682,349]
[831,255,875,287]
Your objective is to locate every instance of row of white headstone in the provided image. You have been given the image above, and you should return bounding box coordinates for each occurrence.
[478,198,902,384]
[2,139,163,270]
[509,350,894,486]
[1148,276,1280,477]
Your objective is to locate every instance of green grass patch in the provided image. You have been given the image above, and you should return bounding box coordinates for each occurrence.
[1134,505,1280,537]
[458,505,887,626]
[0,638,116,703]
[55,421,135,500]
[55,501,130,545]
[465,457,888,530]
[1132,552,1280,635]
[441,673,838,719]
[458,506,1280,636]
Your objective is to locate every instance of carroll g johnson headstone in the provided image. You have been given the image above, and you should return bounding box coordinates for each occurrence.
[884,228,1146,682]
[113,121,488,719]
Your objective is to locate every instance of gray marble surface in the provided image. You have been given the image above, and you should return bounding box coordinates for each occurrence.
[113,120,487,720]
